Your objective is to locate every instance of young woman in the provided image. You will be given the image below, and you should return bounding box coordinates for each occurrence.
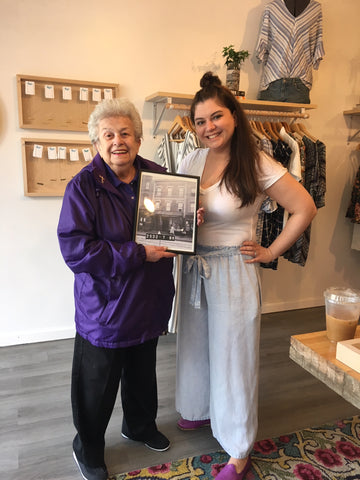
[176,72,316,480]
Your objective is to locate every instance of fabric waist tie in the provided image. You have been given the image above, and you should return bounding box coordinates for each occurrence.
[184,246,240,309]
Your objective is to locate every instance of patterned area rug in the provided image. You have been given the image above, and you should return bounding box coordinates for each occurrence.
[109,416,360,480]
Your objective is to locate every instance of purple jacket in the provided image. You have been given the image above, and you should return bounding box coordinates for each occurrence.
[57,153,175,348]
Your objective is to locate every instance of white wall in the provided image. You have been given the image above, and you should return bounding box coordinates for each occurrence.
[1,0,359,346]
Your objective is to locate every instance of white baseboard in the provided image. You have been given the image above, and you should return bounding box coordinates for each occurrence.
[261,296,324,314]
[0,327,75,347]
[1,298,325,347]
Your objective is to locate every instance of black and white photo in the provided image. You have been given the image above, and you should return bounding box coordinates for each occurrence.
[134,170,199,254]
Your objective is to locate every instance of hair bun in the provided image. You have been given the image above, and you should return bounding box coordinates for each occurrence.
[200,71,222,89]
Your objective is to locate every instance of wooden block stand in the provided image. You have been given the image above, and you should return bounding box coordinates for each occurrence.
[290,326,360,409]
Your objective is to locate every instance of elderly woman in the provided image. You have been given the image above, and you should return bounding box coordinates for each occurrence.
[57,98,176,480]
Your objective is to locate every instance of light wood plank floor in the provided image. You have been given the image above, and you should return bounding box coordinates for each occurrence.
[1,307,358,480]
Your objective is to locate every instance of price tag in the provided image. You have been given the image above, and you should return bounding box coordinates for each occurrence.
[48,146,58,160]
[92,88,102,102]
[62,86,72,100]
[44,85,55,99]
[80,87,88,101]
[58,146,67,159]
[69,148,79,161]
[32,144,43,158]
[25,81,35,95]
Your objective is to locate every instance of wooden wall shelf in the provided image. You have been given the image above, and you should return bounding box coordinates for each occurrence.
[145,91,317,135]
[22,138,95,196]
[343,106,360,141]
[17,74,120,132]
[343,108,360,116]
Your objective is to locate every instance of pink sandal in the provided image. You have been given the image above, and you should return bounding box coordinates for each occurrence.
[215,457,251,480]
[177,418,211,430]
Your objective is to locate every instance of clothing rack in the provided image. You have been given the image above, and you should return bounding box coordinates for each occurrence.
[166,103,191,111]
[146,92,317,136]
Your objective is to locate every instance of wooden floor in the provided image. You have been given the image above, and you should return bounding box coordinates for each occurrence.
[1,307,358,480]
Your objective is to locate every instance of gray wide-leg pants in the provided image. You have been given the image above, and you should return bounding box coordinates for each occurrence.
[176,246,261,459]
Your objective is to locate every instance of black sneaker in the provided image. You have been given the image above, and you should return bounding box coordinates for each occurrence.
[73,451,108,480]
[121,430,170,452]
[144,431,170,451]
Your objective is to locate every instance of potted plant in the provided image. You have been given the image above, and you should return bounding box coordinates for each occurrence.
[222,45,250,94]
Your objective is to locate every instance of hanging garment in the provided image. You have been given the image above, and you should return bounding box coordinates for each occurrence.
[175,130,202,171]
[346,166,360,251]
[350,224,360,251]
[156,125,201,333]
[156,129,200,174]
[255,0,325,100]
[346,166,360,224]
[279,127,302,182]
[283,134,326,266]
[156,132,173,172]
[260,139,292,270]
[302,136,326,209]
[254,134,279,244]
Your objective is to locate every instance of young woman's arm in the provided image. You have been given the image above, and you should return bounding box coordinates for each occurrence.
[240,172,317,263]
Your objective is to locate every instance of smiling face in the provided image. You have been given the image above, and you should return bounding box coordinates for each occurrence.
[95,116,141,179]
[193,98,236,154]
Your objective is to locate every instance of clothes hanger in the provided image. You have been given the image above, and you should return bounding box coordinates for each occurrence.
[182,115,196,133]
[263,121,280,141]
[168,115,188,141]
[290,122,303,136]
[274,122,286,135]
[168,115,186,132]
[296,122,317,142]
[290,122,317,142]
[281,121,291,134]
[254,121,272,141]
[250,120,265,141]
[271,121,284,140]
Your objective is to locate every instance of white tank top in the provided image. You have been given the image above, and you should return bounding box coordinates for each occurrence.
[178,148,287,247]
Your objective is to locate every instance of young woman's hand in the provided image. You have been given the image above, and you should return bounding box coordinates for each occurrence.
[197,207,205,226]
[240,241,275,264]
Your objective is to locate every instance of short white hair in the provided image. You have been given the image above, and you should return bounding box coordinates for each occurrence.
[88,97,143,144]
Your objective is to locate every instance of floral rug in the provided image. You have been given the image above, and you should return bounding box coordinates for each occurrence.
[109,416,360,480]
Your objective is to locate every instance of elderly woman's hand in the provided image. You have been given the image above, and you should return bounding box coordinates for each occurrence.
[144,245,177,262]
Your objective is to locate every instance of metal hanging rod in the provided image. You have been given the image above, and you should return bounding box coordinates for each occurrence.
[244,109,309,119]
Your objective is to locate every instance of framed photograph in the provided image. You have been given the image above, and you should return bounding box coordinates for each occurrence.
[133,170,200,254]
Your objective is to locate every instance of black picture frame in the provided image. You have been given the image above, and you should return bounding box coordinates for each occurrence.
[133,170,200,254]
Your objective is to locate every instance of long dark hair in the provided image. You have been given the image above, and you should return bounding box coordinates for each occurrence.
[190,72,261,207]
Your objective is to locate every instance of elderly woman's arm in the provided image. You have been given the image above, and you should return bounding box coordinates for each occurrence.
[240,172,317,264]
[58,176,176,277]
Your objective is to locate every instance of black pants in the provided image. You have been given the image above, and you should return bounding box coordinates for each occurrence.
[71,333,159,467]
